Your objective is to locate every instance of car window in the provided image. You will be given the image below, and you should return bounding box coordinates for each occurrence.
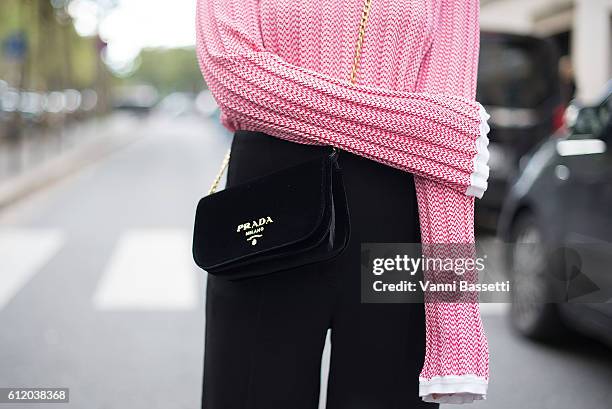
[572,106,599,136]
[599,96,610,128]
[597,96,612,141]
[477,34,558,109]
[571,97,611,139]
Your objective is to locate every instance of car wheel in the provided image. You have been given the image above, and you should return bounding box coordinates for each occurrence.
[508,212,567,341]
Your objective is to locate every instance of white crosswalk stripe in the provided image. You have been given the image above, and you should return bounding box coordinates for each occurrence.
[479,302,510,316]
[92,229,199,311]
[0,228,65,310]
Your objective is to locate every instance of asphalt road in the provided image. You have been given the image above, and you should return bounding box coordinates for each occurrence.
[0,112,610,409]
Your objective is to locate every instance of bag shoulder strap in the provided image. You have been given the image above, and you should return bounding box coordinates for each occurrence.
[208,148,231,195]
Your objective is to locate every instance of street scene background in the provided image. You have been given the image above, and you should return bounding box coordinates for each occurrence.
[1,0,612,408]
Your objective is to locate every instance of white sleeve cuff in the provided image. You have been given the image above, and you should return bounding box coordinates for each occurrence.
[419,374,488,404]
[465,103,491,199]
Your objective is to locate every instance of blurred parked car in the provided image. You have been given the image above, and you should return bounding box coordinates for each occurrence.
[0,82,7,140]
[0,80,9,135]
[476,32,562,228]
[112,85,158,115]
[153,90,219,119]
[19,91,45,124]
[154,92,198,117]
[498,82,612,346]
[195,89,219,117]
[1,86,20,117]
[0,85,38,138]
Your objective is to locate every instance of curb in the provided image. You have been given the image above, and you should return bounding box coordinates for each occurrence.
[0,130,140,209]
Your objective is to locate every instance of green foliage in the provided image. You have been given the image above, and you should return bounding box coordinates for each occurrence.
[121,47,205,95]
[0,0,102,90]
[0,0,22,35]
[0,1,201,99]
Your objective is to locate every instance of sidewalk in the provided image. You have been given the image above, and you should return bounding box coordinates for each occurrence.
[0,113,143,209]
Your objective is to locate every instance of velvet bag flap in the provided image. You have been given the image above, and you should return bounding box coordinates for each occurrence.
[192,151,350,280]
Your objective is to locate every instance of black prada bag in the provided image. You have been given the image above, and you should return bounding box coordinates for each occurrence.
[192,148,351,280]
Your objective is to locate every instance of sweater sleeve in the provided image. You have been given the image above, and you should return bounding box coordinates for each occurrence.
[413,0,490,404]
[195,0,489,196]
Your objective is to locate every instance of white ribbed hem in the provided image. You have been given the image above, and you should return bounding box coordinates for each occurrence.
[419,374,488,404]
[465,104,491,199]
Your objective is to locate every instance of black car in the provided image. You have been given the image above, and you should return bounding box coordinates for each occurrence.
[498,82,612,345]
[476,32,562,228]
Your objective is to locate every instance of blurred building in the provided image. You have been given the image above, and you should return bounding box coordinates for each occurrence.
[481,0,612,103]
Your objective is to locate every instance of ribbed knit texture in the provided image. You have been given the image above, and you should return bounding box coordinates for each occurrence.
[196,0,490,403]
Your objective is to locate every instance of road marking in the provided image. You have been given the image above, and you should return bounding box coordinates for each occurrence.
[93,230,199,310]
[0,228,65,310]
[319,329,331,409]
[479,302,509,316]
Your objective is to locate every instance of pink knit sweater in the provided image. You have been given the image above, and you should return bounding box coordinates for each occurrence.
[196,0,490,404]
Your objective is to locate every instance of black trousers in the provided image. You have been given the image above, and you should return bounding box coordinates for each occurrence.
[202,131,438,409]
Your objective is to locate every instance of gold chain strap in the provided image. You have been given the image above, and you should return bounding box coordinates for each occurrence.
[208,148,231,194]
[208,0,372,195]
[349,0,373,84]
